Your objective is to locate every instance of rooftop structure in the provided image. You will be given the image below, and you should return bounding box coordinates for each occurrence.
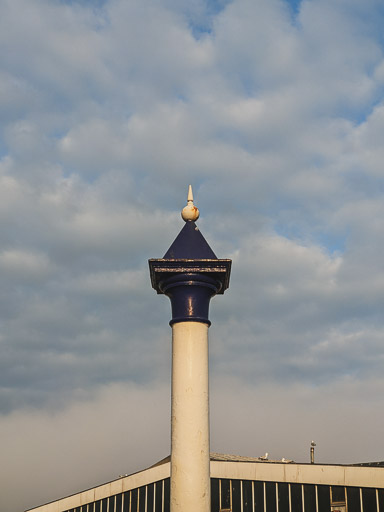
[26,453,384,512]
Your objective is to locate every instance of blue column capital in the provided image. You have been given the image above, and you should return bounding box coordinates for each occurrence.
[149,259,231,326]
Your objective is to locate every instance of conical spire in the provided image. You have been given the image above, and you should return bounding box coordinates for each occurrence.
[163,221,217,259]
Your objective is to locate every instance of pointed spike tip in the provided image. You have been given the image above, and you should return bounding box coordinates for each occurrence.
[181,185,200,222]
[187,184,193,203]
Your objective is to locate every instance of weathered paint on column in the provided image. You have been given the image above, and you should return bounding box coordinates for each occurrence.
[171,321,210,512]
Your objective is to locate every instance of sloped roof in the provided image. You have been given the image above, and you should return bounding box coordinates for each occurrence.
[150,453,293,466]
[210,453,293,463]
[163,221,217,260]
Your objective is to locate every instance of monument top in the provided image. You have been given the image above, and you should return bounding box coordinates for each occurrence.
[148,186,231,324]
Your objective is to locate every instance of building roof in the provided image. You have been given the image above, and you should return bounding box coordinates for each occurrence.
[210,453,293,463]
[26,453,384,512]
[150,452,293,467]
[352,461,384,467]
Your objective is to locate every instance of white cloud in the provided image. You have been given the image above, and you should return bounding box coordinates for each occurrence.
[70,269,147,297]
[0,0,384,510]
[2,375,384,511]
[0,249,55,282]
[210,374,384,464]
[0,383,170,512]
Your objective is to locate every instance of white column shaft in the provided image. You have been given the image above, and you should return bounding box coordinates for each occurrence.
[170,321,210,512]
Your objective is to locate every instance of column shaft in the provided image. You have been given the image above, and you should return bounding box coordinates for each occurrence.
[170,321,210,512]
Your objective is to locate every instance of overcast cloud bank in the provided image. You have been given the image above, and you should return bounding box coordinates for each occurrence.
[1,0,384,510]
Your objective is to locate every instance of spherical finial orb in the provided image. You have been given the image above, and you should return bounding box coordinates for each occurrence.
[181,204,199,221]
[181,185,200,222]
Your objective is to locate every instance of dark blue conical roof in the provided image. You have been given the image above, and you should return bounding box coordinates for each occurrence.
[163,221,217,259]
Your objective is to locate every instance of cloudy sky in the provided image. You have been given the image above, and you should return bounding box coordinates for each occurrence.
[1,0,384,510]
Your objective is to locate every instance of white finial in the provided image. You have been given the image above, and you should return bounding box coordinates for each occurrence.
[187,184,193,202]
[181,185,200,222]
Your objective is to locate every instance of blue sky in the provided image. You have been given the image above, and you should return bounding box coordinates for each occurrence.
[1,0,384,510]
